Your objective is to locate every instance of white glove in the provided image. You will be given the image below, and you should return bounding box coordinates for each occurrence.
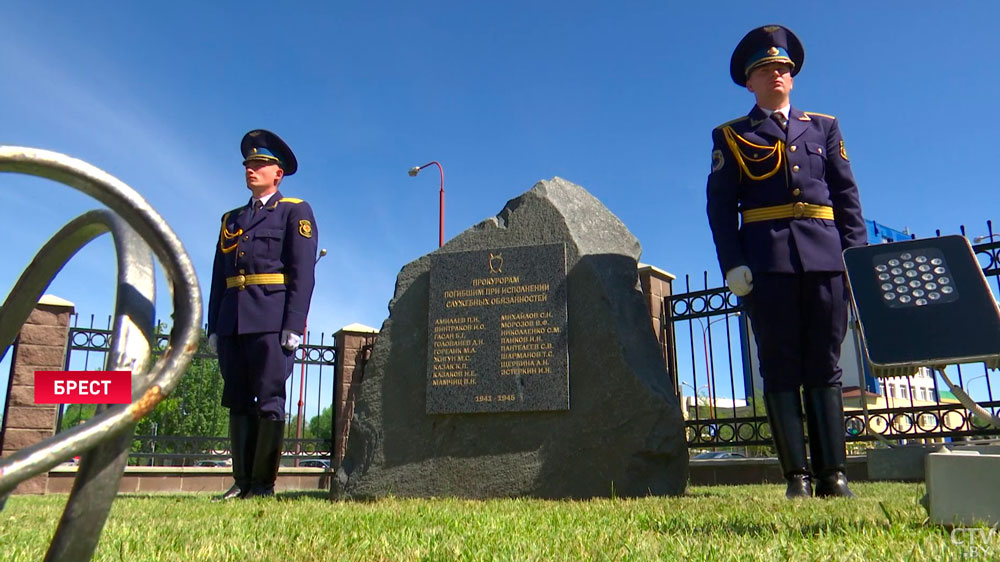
[208,333,218,354]
[725,266,754,297]
[281,330,302,351]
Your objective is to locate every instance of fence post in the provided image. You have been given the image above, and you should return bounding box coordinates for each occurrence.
[0,295,75,494]
[332,324,377,467]
[638,264,677,391]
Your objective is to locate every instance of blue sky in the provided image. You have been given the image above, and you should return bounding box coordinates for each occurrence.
[3,3,999,410]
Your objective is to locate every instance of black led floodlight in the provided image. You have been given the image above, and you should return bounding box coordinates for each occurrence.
[843,235,1000,378]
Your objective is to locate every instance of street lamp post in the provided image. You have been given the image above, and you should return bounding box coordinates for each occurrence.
[692,313,740,417]
[962,373,990,397]
[680,380,711,404]
[973,234,1000,243]
[294,248,327,467]
[408,161,445,248]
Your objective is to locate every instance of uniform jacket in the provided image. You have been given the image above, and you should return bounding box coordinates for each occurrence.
[706,105,866,275]
[207,190,318,336]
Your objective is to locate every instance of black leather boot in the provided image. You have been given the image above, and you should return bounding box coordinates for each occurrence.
[245,419,284,498]
[764,391,813,499]
[214,413,257,501]
[803,386,855,498]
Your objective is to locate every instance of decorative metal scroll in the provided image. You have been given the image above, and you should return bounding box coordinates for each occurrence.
[666,285,740,322]
[0,146,201,561]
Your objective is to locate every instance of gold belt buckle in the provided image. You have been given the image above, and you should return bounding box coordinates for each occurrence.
[237,274,246,290]
[792,202,806,219]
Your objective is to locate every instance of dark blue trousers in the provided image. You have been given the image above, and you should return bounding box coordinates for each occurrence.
[744,272,849,393]
[217,332,294,420]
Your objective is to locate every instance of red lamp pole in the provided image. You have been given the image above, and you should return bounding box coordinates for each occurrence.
[408,161,445,247]
[294,249,327,467]
[293,324,308,468]
[695,313,740,419]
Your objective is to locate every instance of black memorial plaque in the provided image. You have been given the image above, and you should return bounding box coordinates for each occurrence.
[426,243,569,414]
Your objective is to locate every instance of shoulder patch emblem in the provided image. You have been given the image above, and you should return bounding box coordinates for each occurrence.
[711,149,725,172]
[839,140,849,161]
[299,219,313,238]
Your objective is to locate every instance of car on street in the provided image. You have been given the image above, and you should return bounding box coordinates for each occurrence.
[193,459,231,467]
[691,451,747,459]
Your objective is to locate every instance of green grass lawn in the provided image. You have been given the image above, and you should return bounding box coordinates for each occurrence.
[0,483,991,561]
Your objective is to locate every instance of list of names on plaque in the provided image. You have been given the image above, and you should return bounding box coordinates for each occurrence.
[430,316,484,387]
[499,311,557,377]
[426,243,569,414]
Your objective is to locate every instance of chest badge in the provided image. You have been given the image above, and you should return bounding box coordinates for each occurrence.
[299,219,313,238]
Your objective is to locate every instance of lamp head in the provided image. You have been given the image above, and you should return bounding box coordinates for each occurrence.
[408,166,421,177]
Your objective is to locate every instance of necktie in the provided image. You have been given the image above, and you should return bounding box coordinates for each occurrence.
[770,111,788,132]
[251,200,264,217]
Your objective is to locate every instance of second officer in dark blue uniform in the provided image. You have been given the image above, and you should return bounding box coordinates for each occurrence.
[706,26,867,498]
[207,129,319,499]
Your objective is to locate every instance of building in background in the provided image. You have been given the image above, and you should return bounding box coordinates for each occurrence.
[866,220,912,245]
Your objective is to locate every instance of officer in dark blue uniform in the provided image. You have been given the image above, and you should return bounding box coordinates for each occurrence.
[706,25,867,498]
[207,129,319,499]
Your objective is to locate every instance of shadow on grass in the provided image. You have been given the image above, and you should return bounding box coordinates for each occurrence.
[275,490,329,501]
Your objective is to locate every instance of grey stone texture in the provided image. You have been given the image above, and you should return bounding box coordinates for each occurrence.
[333,177,688,499]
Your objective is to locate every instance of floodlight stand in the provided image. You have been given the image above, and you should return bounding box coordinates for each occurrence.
[933,367,1000,430]
[848,306,897,448]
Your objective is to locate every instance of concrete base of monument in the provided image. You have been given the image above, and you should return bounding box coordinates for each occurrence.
[333,177,688,500]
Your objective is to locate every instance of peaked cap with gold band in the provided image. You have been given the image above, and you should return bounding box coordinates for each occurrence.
[241,129,298,175]
[730,24,804,87]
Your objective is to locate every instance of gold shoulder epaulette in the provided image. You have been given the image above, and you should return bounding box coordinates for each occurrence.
[804,111,836,120]
[715,116,749,129]
[279,197,304,204]
[219,211,243,253]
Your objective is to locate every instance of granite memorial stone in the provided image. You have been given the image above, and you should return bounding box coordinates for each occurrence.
[333,177,688,499]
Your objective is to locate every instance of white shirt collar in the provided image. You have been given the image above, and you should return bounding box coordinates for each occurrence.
[760,104,791,120]
[253,192,277,208]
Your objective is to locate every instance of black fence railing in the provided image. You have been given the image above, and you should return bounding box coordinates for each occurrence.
[59,318,338,466]
[667,221,1000,451]
[127,435,331,466]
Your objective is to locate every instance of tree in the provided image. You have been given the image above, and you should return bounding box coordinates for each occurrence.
[308,405,334,444]
[132,330,228,463]
[288,414,316,439]
[134,336,227,438]
[59,404,97,431]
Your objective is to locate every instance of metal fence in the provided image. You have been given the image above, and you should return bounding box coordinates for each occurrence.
[666,221,1000,451]
[59,316,338,465]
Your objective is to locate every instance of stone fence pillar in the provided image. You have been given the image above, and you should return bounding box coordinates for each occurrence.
[332,323,377,467]
[0,295,75,494]
[638,264,676,392]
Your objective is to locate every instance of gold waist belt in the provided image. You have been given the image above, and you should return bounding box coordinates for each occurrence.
[225,273,288,290]
[741,202,834,224]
